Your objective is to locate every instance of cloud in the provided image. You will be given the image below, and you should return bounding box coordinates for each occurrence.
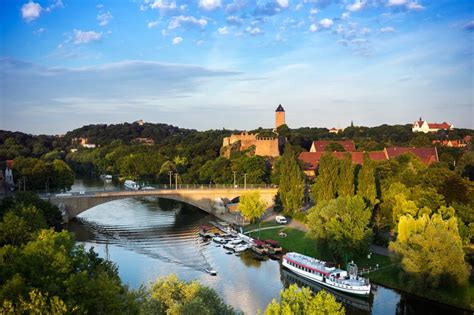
[245,26,263,35]
[253,2,283,16]
[33,27,46,35]
[227,16,243,26]
[148,21,159,29]
[44,0,63,12]
[150,0,177,10]
[172,36,183,44]
[97,11,113,26]
[320,18,333,28]
[218,26,229,35]
[168,15,207,29]
[199,0,222,10]
[73,30,102,44]
[406,2,424,10]
[380,26,395,33]
[276,0,289,8]
[464,20,474,32]
[309,24,318,32]
[346,0,366,12]
[21,2,42,22]
[341,12,350,20]
[387,0,408,6]
[225,0,247,13]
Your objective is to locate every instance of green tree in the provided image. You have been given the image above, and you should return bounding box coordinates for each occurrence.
[306,196,372,261]
[1,289,69,314]
[356,156,378,207]
[279,147,304,214]
[238,191,267,223]
[141,274,236,315]
[311,153,339,203]
[264,284,344,315]
[455,151,474,180]
[389,214,470,289]
[337,153,355,197]
[51,159,75,191]
[324,142,346,152]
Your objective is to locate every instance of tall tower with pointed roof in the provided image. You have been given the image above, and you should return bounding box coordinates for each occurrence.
[275,104,285,129]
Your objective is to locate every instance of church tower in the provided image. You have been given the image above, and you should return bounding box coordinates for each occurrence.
[275,104,285,129]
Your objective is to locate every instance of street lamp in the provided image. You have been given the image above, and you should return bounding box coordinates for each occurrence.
[233,171,236,188]
[168,171,172,189]
[175,172,178,190]
[244,173,247,190]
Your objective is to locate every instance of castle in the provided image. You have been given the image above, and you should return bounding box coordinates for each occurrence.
[221,105,286,158]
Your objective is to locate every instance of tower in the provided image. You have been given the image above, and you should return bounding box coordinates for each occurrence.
[275,104,285,129]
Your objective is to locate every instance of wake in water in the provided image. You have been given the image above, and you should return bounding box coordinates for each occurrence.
[75,217,215,274]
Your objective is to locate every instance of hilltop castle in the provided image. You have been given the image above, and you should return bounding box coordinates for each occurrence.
[221,105,286,158]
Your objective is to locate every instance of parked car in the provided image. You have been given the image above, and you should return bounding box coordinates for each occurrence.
[275,215,287,224]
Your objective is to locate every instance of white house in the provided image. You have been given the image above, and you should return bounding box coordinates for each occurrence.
[412,118,453,133]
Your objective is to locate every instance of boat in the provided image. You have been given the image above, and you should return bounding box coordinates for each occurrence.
[223,239,245,250]
[263,239,282,254]
[251,240,269,255]
[212,236,227,244]
[205,268,217,276]
[233,243,250,253]
[281,268,371,312]
[282,252,371,296]
[199,226,215,238]
[124,180,140,190]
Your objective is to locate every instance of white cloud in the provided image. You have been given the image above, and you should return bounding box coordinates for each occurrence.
[21,2,42,22]
[360,27,371,35]
[218,26,229,35]
[199,0,222,10]
[245,26,263,35]
[347,0,366,12]
[309,24,318,32]
[341,12,350,20]
[380,26,395,33]
[33,27,46,35]
[310,8,318,15]
[387,0,408,6]
[151,0,177,10]
[169,15,207,29]
[97,11,113,26]
[44,0,63,12]
[162,29,168,36]
[276,0,289,8]
[227,16,243,26]
[73,30,102,44]
[407,2,424,10]
[320,18,333,28]
[295,3,303,10]
[172,36,183,45]
[148,21,159,29]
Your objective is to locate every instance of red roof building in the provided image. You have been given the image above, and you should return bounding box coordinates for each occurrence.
[384,147,438,165]
[310,140,356,152]
[412,118,453,133]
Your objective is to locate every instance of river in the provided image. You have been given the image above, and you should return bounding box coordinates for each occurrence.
[66,179,466,315]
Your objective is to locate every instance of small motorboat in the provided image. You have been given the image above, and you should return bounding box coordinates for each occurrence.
[234,244,249,253]
[212,237,227,244]
[205,268,217,276]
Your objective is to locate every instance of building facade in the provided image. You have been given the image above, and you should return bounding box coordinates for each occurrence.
[412,118,453,133]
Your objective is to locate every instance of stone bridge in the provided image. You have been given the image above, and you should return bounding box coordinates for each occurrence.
[47,188,278,222]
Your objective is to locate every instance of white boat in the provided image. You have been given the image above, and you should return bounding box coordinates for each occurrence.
[223,239,244,250]
[124,180,140,190]
[233,244,249,252]
[212,236,227,244]
[282,252,371,296]
[205,268,217,276]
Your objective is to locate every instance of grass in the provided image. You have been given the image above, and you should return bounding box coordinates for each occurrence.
[243,221,280,232]
[248,226,474,311]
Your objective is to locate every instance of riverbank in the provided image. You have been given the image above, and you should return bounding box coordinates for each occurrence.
[246,226,473,311]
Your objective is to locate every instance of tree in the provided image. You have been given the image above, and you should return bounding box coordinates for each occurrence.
[1,289,69,314]
[311,153,339,203]
[356,156,378,207]
[389,214,470,289]
[306,196,372,261]
[238,191,267,223]
[51,159,75,191]
[141,274,236,315]
[324,142,345,152]
[455,151,474,180]
[337,153,354,197]
[279,147,304,214]
[264,284,345,315]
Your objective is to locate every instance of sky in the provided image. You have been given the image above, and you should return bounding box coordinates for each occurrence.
[0,0,473,135]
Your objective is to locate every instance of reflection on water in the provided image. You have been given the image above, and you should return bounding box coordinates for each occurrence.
[67,179,468,315]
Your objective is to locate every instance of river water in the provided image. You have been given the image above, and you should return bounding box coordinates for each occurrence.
[66,179,466,315]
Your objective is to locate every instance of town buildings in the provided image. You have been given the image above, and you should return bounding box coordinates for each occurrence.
[221,105,286,158]
[412,118,454,133]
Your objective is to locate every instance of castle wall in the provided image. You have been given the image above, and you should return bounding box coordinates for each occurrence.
[255,138,280,157]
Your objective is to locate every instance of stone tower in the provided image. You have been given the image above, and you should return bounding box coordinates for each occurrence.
[275,104,285,129]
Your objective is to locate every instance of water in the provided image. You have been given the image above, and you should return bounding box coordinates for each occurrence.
[66,179,468,314]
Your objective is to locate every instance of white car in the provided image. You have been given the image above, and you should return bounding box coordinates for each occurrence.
[275,215,287,224]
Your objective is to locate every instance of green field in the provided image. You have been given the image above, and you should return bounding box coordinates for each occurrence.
[247,226,473,311]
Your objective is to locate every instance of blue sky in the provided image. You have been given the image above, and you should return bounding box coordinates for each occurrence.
[1,0,473,134]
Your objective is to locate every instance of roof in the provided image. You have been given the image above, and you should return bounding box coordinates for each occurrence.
[427,122,452,129]
[298,151,387,169]
[275,104,285,112]
[264,239,279,246]
[385,147,438,164]
[312,140,356,152]
[253,240,267,246]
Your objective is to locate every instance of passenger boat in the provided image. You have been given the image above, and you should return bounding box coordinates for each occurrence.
[282,252,371,296]
[124,180,140,190]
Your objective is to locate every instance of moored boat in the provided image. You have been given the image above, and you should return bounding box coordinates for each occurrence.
[124,180,140,190]
[251,240,269,255]
[282,252,371,296]
[263,239,282,254]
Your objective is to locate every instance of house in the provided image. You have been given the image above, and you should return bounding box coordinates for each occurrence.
[412,118,453,133]
[328,127,344,134]
[72,137,97,149]
[432,140,467,148]
[132,137,155,145]
[299,146,439,177]
[310,140,356,152]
